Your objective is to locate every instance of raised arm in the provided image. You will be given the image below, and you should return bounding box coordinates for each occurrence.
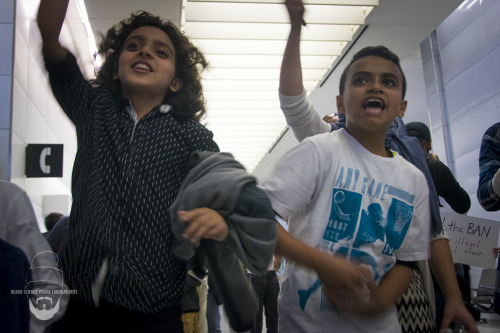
[37,0,69,63]
[279,0,331,141]
[280,0,306,96]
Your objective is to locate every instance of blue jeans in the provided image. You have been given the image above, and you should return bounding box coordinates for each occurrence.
[249,271,279,333]
[206,289,221,333]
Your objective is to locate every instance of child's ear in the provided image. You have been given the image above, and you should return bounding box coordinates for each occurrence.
[336,95,345,114]
[398,99,408,118]
[170,78,183,92]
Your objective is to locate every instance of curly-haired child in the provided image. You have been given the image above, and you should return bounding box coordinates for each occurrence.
[37,2,229,332]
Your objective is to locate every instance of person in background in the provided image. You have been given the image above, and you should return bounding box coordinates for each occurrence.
[322,113,339,124]
[0,180,68,333]
[477,122,500,316]
[277,1,478,332]
[478,122,500,211]
[405,121,471,213]
[248,254,281,333]
[181,264,207,333]
[206,288,221,333]
[43,212,63,237]
[405,121,476,327]
[46,215,70,254]
[0,237,31,333]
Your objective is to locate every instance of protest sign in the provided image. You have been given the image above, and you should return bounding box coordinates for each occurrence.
[441,212,499,269]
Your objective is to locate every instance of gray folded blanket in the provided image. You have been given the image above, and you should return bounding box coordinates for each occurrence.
[170,151,277,272]
[169,151,277,331]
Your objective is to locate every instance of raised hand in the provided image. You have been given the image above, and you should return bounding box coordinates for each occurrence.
[285,0,306,27]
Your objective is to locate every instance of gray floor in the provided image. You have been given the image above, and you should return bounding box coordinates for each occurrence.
[477,313,500,332]
[219,307,500,333]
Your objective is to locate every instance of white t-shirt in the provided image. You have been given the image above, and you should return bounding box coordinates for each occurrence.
[261,129,431,333]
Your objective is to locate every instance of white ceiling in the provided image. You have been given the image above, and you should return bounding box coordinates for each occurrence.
[65,0,463,172]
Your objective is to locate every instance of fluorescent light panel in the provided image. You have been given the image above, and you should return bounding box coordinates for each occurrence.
[187,0,378,4]
[181,0,378,171]
[184,22,356,40]
[205,54,336,69]
[203,80,317,94]
[192,39,345,56]
[203,68,324,81]
[185,2,369,24]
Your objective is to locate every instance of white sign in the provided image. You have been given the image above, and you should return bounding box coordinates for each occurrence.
[441,212,499,269]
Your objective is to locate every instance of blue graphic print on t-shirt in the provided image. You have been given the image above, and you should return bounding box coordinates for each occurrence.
[298,166,416,312]
[383,199,413,256]
[324,189,362,243]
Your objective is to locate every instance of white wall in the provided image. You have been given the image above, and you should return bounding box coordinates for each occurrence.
[11,0,79,231]
[421,0,500,223]
[420,0,500,288]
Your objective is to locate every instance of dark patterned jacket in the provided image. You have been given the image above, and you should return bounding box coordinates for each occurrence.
[46,52,219,313]
[478,122,500,211]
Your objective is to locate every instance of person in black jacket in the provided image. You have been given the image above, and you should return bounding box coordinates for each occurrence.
[405,122,471,213]
[405,121,477,326]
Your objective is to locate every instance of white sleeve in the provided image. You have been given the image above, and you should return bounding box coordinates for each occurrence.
[431,228,449,242]
[260,139,322,220]
[279,88,331,142]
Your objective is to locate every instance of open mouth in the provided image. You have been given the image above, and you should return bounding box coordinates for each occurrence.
[363,98,385,114]
[364,98,385,109]
[133,62,152,72]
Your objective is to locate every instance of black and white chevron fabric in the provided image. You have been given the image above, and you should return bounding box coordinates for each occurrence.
[396,267,437,333]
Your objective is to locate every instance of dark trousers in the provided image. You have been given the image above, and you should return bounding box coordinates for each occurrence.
[249,271,279,333]
[50,295,183,333]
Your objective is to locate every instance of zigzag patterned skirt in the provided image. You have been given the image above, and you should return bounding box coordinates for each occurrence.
[396,266,437,333]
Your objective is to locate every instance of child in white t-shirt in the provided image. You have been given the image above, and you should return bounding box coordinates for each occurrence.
[261,4,430,332]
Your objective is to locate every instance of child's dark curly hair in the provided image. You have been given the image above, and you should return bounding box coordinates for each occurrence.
[93,11,208,122]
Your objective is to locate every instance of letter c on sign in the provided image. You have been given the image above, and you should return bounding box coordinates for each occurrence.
[40,147,51,174]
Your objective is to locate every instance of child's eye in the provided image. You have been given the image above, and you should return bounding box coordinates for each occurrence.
[156,49,168,57]
[383,79,396,87]
[354,78,368,85]
[126,42,140,50]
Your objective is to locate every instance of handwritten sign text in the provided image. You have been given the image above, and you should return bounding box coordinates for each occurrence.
[442,212,499,268]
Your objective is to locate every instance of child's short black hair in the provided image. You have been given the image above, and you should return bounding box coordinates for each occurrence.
[339,45,407,99]
[94,11,208,122]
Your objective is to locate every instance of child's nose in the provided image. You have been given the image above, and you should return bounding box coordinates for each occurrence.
[139,48,152,58]
[369,79,383,92]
